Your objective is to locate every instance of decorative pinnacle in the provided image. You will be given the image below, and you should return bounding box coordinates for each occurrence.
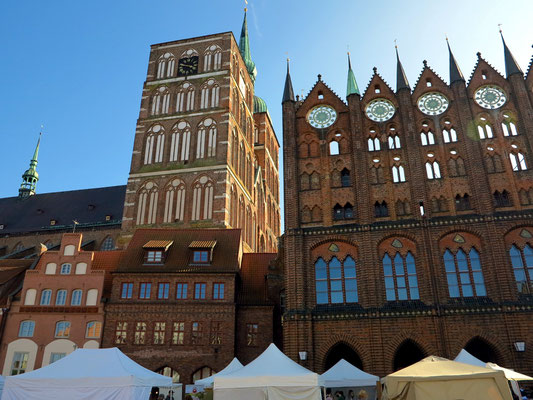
[423,60,428,67]
[317,74,322,81]
[373,66,377,74]
[477,52,482,59]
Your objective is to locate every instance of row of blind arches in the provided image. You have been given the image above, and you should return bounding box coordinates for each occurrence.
[150,79,220,116]
[155,47,223,80]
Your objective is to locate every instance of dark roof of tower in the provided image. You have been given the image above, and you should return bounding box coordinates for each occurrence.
[500,31,523,77]
[396,47,410,92]
[282,59,295,103]
[0,185,126,235]
[253,95,268,113]
[447,39,465,83]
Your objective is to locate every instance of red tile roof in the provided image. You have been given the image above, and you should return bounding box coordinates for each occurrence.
[238,253,277,305]
[117,228,242,273]
[92,250,123,297]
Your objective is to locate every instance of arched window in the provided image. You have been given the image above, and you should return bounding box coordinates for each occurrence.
[344,203,354,219]
[151,86,170,115]
[374,201,389,218]
[392,165,406,183]
[443,248,486,298]
[477,123,493,139]
[86,321,102,338]
[333,204,344,220]
[341,168,351,187]
[301,206,311,223]
[163,179,186,223]
[203,45,222,71]
[368,137,380,151]
[425,161,441,179]
[24,289,37,305]
[485,153,504,173]
[329,141,340,155]
[200,79,220,109]
[60,263,71,275]
[420,131,435,146]
[510,245,533,294]
[40,289,52,305]
[55,321,71,338]
[193,367,214,382]
[71,289,83,306]
[136,182,159,225]
[56,289,67,305]
[370,165,384,184]
[157,367,181,383]
[442,128,458,143]
[156,53,175,79]
[310,172,320,190]
[388,135,401,149]
[501,120,518,137]
[314,256,358,304]
[493,190,512,207]
[169,121,189,163]
[299,173,310,191]
[455,193,471,211]
[383,251,419,301]
[191,177,214,221]
[100,236,115,251]
[144,124,165,165]
[176,82,195,112]
[510,152,527,171]
[19,321,35,337]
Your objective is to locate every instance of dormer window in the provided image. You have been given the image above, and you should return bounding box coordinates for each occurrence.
[0,224,4,230]
[105,215,112,221]
[142,240,173,265]
[189,240,217,265]
[50,219,57,226]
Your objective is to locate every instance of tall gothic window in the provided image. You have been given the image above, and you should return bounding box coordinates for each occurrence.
[341,168,351,187]
[485,153,504,173]
[151,86,170,115]
[455,194,471,211]
[375,201,389,218]
[144,125,165,165]
[191,177,214,221]
[368,137,380,151]
[448,157,466,177]
[383,251,419,301]
[203,45,222,71]
[510,152,527,171]
[156,53,175,79]
[442,128,458,143]
[392,165,406,183]
[493,190,512,208]
[163,179,186,223]
[315,256,358,304]
[443,248,486,298]
[425,161,441,180]
[136,182,159,225]
[388,135,401,149]
[176,82,195,112]
[510,245,533,294]
[501,120,518,137]
[477,123,493,139]
[420,131,435,146]
[200,79,220,109]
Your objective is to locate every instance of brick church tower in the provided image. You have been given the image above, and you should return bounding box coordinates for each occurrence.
[282,36,533,376]
[121,11,280,252]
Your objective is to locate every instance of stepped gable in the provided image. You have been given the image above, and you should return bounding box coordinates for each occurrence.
[412,60,452,100]
[296,76,349,119]
[0,185,126,235]
[526,51,533,86]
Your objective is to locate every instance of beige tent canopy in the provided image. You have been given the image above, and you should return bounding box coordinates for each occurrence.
[381,356,512,400]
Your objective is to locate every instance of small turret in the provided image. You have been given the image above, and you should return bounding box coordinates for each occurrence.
[346,52,360,97]
[239,9,257,84]
[447,38,465,83]
[282,59,295,103]
[396,46,410,92]
[500,29,523,77]
[19,132,41,198]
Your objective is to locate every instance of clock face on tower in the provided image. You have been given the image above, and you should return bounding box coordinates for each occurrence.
[417,92,449,116]
[474,85,507,109]
[365,99,395,122]
[177,56,199,76]
[307,105,337,129]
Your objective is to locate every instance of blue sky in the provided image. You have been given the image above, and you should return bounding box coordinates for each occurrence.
[1,0,532,214]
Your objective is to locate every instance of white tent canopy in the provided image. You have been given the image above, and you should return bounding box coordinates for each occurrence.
[455,349,533,380]
[321,359,379,387]
[3,347,171,400]
[214,343,323,400]
[195,357,244,388]
[453,349,486,367]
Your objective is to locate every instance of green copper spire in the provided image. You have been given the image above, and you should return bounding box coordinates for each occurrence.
[239,8,257,84]
[346,52,360,97]
[19,132,41,198]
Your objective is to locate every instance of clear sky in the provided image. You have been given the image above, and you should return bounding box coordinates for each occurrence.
[1,0,532,222]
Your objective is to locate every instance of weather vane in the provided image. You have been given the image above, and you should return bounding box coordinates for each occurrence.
[498,23,502,33]
[394,39,398,49]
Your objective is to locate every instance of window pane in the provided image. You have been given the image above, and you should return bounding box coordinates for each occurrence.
[316,292,329,304]
[444,251,455,272]
[385,277,395,289]
[397,288,408,300]
[330,291,343,303]
[330,280,342,292]
[383,255,393,276]
[408,276,418,289]
[406,252,416,274]
[386,289,396,301]
[475,284,487,296]
[315,258,327,279]
[343,257,356,278]
[448,285,460,298]
[462,285,473,297]
[524,245,533,267]
[316,281,328,293]
[329,257,341,279]
[460,272,471,284]
[396,277,406,289]
[394,253,404,276]
[456,250,468,271]
[410,287,420,300]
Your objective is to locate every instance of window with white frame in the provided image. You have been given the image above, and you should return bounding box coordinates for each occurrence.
[163,178,186,223]
[71,289,83,306]
[510,152,527,171]
[200,79,220,109]
[388,135,401,149]
[60,263,71,275]
[55,289,67,306]
[477,123,493,139]
[151,86,170,116]
[156,52,175,79]
[501,118,518,137]
[368,137,380,151]
[40,289,52,305]
[144,125,165,165]
[11,352,29,375]
[176,82,195,112]
[136,181,159,225]
[86,321,102,338]
[18,320,35,337]
[50,353,66,364]
[426,161,441,179]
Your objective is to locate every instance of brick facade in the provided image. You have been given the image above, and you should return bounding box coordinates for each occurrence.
[282,47,533,377]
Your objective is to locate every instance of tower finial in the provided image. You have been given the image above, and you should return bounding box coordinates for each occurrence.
[19,128,42,198]
[499,25,523,77]
[346,52,360,97]
[395,43,410,92]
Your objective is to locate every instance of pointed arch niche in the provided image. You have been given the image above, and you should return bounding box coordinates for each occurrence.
[324,342,363,371]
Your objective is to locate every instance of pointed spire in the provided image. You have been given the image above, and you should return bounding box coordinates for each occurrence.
[239,8,257,84]
[282,58,295,103]
[346,52,360,97]
[447,37,465,83]
[395,45,410,92]
[19,131,41,198]
[500,29,522,77]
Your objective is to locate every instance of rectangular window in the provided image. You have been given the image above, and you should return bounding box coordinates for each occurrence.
[193,250,209,263]
[146,250,163,263]
[246,323,258,346]
[139,283,151,299]
[176,283,188,299]
[213,283,225,300]
[18,321,35,338]
[134,322,147,345]
[121,283,133,299]
[158,283,170,299]
[210,321,222,345]
[50,352,66,364]
[172,322,185,345]
[115,322,128,344]
[153,322,166,345]
[194,283,206,299]
[11,352,29,375]
[191,322,202,344]
[55,321,71,338]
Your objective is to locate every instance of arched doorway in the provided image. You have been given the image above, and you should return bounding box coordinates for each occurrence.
[324,342,363,371]
[393,339,426,371]
[464,337,500,363]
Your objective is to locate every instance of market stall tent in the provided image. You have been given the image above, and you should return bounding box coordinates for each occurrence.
[381,356,512,400]
[195,357,244,388]
[214,343,323,400]
[321,359,379,387]
[455,349,533,380]
[2,347,172,400]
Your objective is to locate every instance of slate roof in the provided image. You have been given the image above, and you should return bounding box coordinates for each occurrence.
[238,252,277,305]
[116,228,242,273]
[0,185,126,235]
